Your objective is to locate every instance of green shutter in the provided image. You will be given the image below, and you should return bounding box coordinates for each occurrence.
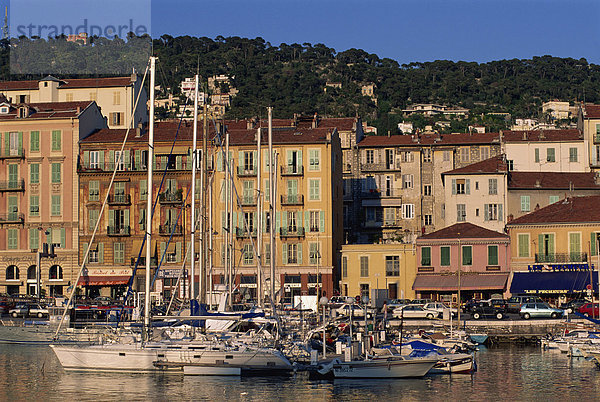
[253,151,257,173]
[18,132,22,152]
[592,233,598,256]
[109,150,115,168]
[488,245,498,265]
[319,211,325,232]
[98,243,104,263]
[538,234,544,255]
[160,242,166,259]
[124,209,130,226]
[176,242,182,262]
[282,243,288,265]
[466,179,470,194]
[135,150,140,169]
[99,151,104,169]
[84,151,90,168]
[4,133,8,156]
[548,234,555,255]
[441,246,450,266]
[124,150,130,168]
[83,242,88,263]
[176,155,182,170]
[282,212,288,231]
[217,152,223,171]
[276,212,280,232]
[60,228,66,248]
[298,244,302,265]
[297,150,302,172]
[238,151,243,169]
[305,211,309,230]
[109,209,114,229]
[452,179,456,195]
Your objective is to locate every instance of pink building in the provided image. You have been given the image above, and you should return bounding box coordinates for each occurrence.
[414,222,510,303]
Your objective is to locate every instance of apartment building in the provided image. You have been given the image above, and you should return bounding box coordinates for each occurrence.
[0,100,106,297]
[0,74,148,129]
[578,103,600,171]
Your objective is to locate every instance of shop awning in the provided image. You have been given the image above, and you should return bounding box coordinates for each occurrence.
[78,276,131,286]
[510,271,599,295]
[413,273,509,291]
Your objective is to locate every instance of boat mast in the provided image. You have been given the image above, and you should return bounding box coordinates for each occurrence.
[257,127,263,307]
[201,89,208,304]
[226,132,233,308]
[268,107,275,306]
[144,56,156,341]
[190,74,199,303]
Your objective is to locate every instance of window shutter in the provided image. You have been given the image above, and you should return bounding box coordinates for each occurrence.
[108,209,114,228]
[124,209,130,226]
[217,152,223,171]
[160,242,166,260]
[276,212,280,232]
[124,150,130,169]
[83,242,88,263]
[548,234,555,255]
[99,151,105,169]
[253,151,257,172]
[109,150,115,168]
[18,132,22,151]
[592,233,597,256]
[499,204,503,221]
[466,179,470,194]
[305,211,309,229]
[176,242,182,262]
[4,133,8,155]
[282,243,288,265]
[84,151,90,167]
[298,244,302,265]
[287,150,293,167]
[60,228,66,248]
[221,212,226,232]
[484,205,489,221]
[262,212,266,233]
[98,243,104,264]
[297,150,302,171]
[238,151,243,169]
[282,212,288,230]
[176,155,182,170]
[538,234,544,254]
[135,150,140,169]
[452,179,456,195]
[319,211,325,232]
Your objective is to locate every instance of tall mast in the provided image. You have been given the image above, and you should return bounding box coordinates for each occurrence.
[201,86,208,304]
[268,107,275,306]
[144,56,156,340]
[190,74,199,303]
[226,132,233,308]
[256,127,263,307]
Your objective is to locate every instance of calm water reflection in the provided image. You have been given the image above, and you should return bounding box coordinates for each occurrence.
[1,344,598,401]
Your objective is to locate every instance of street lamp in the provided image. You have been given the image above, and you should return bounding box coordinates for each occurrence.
[319,296,329,358]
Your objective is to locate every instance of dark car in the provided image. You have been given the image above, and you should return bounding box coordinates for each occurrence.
[471,301,505,320]
[0,301,14,315]
[560,299,588,314]
[578,303,600,317]
[507,296,543,313]
[464,299,482,314]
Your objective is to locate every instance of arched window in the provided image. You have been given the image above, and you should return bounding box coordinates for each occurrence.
[27,265,37,280]
[49,265,63,280]
[6,265,19,280]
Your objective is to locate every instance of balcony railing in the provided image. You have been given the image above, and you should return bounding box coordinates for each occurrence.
[0,212,24,224]
[281,194,304,205]
[280,227,305,237]
[130,257,158,268]
[280,165,304,176]
[235,227,257,238]
[159,191,183,204]
[159,224,183,236]
[0,148,24,159]
[241,195,257,206]
[237,166,257,177]
[362,188,402,198]
[383,220,402,228]
[107,194,131,205]
[0,179,25,192]
[107,226,131,236]
[535,252,588,263]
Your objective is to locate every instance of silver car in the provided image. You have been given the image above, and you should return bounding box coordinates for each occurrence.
[519,303,563,319]
[393,304,438,319]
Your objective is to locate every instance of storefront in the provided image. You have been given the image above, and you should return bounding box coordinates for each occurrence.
[78,268,132,299]
[413,273,510,302]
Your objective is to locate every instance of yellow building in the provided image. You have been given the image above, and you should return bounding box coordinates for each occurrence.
[339,243,416,300]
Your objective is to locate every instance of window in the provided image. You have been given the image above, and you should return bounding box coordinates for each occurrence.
[518,234,529,257]
[51,195,61,216]
[342,256,348,278]
[462,245,472,265]
[488,179,497,195]
[360,284,370,298]
[423,185,432,196]
[309,179,320,200]
[424,214,432,226]
[402,204,414,219]
[6,265,19,280]
[309,149,320,171]
[140,180,148,201]
[460,147,470,163]
[51,163,61,183]
[401,151,413,163]
[310,211,322,232]
[113,151,125,171]
[243,244,254,265]
[109,112,124,126]
[360,256,369,277]
[65,93,73,102]
[243,151,254,173]
[443,150,451,162]
[30,131,39,152]
[386,256,400,276]
[484,204,501,221]
[457,204,466,222]
[29,228,39,250]
[366,150,374,164]
[569,148,578,163]
[475,181,479,190]
[89,209,99,231]
[30,163,39,184]
[366,207,376,222]
[30,195,39,216]
[139,208,146,231]
[507,160,514,171]
[49,265,63,280]
[402,174,413,189]
[309,242,321,265]
[51,130,61,151]
[7,228,18,249]
[481,146,490,161]
[546,148,555,162]
[453,178,469,195]
[89,151,100,169]
[520,196,530,212]
[89,181,99,201]
[534,148,540,163]
[569,232,581,260]
[440,246,450,266]
[423,149,432,162]
[421,247,431,266]
[488,245,499,266]
[287,243,298,264]
[113,91,121,105]
[549,195,559,204]
[114,242,125,264]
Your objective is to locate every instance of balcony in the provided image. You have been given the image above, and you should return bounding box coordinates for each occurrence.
[159,224,183,236]
[280,227,305,237]
[383,220,402,228]
[361,162,398,172]
[235,227,257,238]
[281,194,304,206]
[0,148,24,159]
[237,166,257,177]
[362,188,402,198]
[130,256,158,268]
[0,212,24,224]
[595,134,600,144]
[107,226,131,236]
[0,179,25,192]
[107,194,131,205]
[241,195,257,206]
[159,191,183,204]
[280,165,304,176]
[535,252,588,263]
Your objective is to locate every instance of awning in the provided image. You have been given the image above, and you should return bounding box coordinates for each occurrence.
[413,273,509,291]
[155,146,188,155]
[510,271,599,294]
[78,276,131,286]
[131,239,158,256]
[361,199,402,207]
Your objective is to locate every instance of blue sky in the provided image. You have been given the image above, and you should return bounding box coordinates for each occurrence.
[5,0,600,64]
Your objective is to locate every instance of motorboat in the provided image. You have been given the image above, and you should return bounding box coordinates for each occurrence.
[318,355,438,378]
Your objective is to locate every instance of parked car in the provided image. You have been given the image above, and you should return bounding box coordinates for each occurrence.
[336,303,374,318]
[9,303,30,318]
[385,299,411,311]
[28,304,49,318]
[519,303,563,319]
[422,302,457,318]
[393,304,438,320]
[486,298,508,311]
[409,299,434,306]
[327,296,354,309]
[0,301,14,315]
[578,303,600,317]
[559,299,589,314]
[471,301,506,320]
[507,296,544,313]
[93,296,114,306]
[463,299,482,314]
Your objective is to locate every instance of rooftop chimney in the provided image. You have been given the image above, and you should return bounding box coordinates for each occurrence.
[522,131,527,141]
[135,122,142,138]
[535,179,541,188]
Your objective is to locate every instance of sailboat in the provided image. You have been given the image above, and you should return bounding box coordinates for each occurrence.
[50,58,293,376]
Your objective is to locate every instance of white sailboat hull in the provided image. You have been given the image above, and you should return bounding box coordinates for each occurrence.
[332,358,437,378]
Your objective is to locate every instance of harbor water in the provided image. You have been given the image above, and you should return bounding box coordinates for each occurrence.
[1,344,599,401]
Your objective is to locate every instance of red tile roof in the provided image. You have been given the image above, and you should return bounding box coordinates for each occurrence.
[443,155,507,175]
[418,222,508,240]
[358,132,500,147]
[0,101,93,120]
[507,195,600,225]
[582,104,600,119]
[318,117,357,131]
[501,129,582,142]
[508,172,600,189]
[0,76,134,92]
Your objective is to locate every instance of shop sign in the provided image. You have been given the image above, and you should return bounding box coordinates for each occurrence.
[528,263,593,272]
